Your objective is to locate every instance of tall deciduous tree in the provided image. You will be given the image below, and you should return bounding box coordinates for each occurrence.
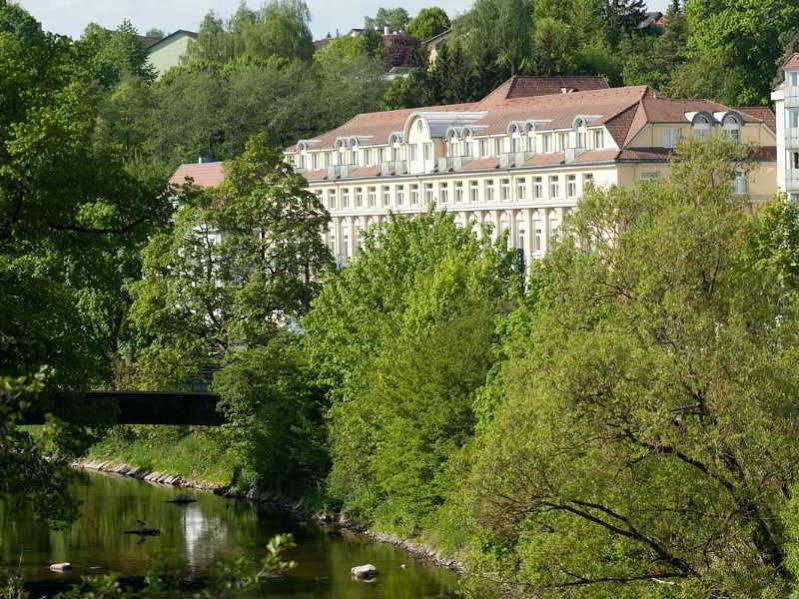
[463,137,799,597]
[127,135,331,388]
[75,20,157,88]
[407,7,450,40]
[457,0,533,75]
[364,7,410,32]
[682,0,799,105]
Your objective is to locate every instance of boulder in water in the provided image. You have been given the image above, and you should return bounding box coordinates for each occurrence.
[351,564,378,580]
[166,494,197,504]
[50,563,72,572]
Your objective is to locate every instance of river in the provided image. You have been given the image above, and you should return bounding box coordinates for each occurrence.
[0,470,460,598]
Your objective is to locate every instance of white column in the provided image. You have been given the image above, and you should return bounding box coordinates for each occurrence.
[525,208,534,262]
[349,215,357,257]
[509,209,517,249]
[543,208,551,255]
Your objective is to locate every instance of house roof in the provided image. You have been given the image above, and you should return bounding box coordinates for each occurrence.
[147,29,197,53]
[423,28,452,46]
[170,161,225,188]
[784,53,799,69]
[137,35,163,48]
[734,107,776,133]
[286,82,771,155]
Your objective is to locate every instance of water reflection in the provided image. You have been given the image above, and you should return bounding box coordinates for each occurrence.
[0,471,460,598]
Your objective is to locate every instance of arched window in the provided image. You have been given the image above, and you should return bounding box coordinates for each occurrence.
[722,114,742,143]
[693,114,712,140]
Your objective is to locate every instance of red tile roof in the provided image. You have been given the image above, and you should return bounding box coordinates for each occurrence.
[169,162,225,187]
[784,53,799,69]
[734,107,776,133]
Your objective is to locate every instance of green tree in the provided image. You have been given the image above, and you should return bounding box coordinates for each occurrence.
[407,7,451,40]
[534,18,576,75]
[683,0,799,105]
[76,20,156,88]
[601,0,647,48]
[463,137,799,597]
[212,334,329,496]
[304,212,517,532]
[457,0,533,75]
[127,135,331,388]
[145,28,165,39]
[365,7,411,32]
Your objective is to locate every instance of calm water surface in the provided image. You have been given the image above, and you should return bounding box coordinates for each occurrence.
[0,471,460,598]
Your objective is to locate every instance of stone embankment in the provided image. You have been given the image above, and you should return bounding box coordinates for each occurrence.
[75,460,464,575]
[73,460,303,513]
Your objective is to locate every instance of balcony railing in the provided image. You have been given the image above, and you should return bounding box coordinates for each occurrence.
[380,160,407,176]
[498,151,534,168]
[437,156,467,172]
[327,165,349,179]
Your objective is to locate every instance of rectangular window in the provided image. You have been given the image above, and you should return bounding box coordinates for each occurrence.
[382,186,391,206]
[470,180,479,202]
[355,187,363,207]
[409,145,418,161]
[733,171,747,195]
[480,139,489,157]
[341,188,350,208]
[367,186,376,207]
[665,128,681,148]
[296,154,305,170]
[549,176,560,198]
[311,153,319,169]
[425,182,434,204]
[501,178,511,201]
[464,139,472,157]
[327,189,337,210]
[455,181,464,203]
[583,173,594,190]
[640,171,660,182]
[392,147,400,162]
[485,179,495,202]
[396,185,405,205]
[593,130,604,148]
[517,178,526,200]
[494,138,502,155]
[424,143,432,161]
[792,72,799,86]
[351,150,358,165]
[439,182,449,204]
[364,150,372,167]
[793,152,799,170]
[566,174,577,198]
[559,132,568,151]
[534,227,542,252]
[410,183,419,205]
[543,134,552,153]
[511,137,518,153]
[533,176,543,199]
[377,148,385,163]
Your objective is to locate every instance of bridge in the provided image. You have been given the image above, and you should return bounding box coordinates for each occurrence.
[21,391,225,426]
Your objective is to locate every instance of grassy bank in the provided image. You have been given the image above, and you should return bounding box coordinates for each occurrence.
[86,425,239,486]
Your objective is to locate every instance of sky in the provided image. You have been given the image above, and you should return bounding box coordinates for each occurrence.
[17,0,670,41]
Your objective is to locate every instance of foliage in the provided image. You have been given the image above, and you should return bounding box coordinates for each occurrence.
[212,334,329,496]
[457,0,534,75]
[460,138,799,597]
[683,0,799,105]
[184,0,313,68]
[304,212,518,533]
[364,7,411,32]
[0,370,81,527]
[127,135,331,388]
[75,21,156,88]
[407,7,451,40]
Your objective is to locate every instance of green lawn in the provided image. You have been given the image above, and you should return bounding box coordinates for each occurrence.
[86,425,239,485]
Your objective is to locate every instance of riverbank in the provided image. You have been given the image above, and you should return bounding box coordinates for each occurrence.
[74,458,464,575]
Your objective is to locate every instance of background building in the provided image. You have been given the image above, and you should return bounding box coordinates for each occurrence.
[147,30,197,79]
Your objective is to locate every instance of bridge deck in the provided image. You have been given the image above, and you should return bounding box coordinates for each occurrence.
[22,391,224,426]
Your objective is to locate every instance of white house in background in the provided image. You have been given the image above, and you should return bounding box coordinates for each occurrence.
[172,76,777,268]
[772,53,799,201]
[147,30,196,78]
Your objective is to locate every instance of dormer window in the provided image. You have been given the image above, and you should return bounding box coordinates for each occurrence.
[691,114,712,140]
[721,114,742,143]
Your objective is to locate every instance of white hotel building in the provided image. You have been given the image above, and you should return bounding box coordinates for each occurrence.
[173,76,777,265]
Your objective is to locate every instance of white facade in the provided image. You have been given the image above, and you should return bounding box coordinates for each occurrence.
[773,58,799,201]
